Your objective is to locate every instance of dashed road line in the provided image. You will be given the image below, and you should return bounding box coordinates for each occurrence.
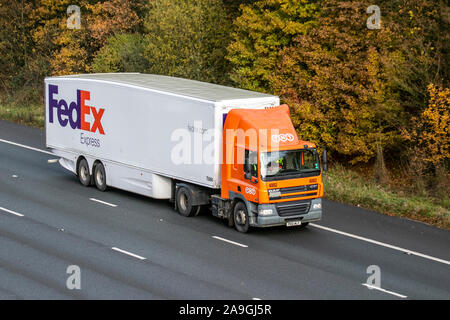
[212,236,248,248]
[111,247,146,260]
[89,198,117,208]
[0,207,24,217]
[362,283,407,299]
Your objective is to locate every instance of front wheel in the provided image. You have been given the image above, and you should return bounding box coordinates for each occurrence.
[233,202,250,233]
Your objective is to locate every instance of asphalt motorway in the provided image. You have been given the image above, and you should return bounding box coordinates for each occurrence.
[0,120,449,300]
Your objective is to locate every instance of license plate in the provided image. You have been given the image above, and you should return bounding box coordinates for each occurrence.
[286,220,302,227]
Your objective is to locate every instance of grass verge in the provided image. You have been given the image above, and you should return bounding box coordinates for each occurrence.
[0,103,44,128]
[324,164,450,230]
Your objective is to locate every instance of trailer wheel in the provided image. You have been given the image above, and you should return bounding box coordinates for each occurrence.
[233,201,250,233]
[176,186,200,217]
[77,158,91,187]
[93,162,107,191]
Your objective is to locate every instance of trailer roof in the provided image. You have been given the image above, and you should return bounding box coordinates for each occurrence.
[52,73,276,102]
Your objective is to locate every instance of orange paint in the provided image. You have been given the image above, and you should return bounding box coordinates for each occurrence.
[221,105,323,204]
[80,90,91,132]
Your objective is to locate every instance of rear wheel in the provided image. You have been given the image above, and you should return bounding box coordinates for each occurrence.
[93,162,107,191]
[77,158,90,187]
[176,186,201,217]
[233,202,250,233]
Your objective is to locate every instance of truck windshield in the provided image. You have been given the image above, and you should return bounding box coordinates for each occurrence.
[260,149,320,181]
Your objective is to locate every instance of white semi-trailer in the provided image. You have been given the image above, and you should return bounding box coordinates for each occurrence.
[45,73,324,232]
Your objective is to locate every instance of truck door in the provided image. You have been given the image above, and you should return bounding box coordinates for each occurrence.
[241,149,259,202]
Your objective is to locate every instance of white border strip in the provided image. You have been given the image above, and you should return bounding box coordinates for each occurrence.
[212,236,248,248]
[311,223,450,266]
[111,247,146,260]
[362,283,407,299]
[0,207,24,217]
[0,138,53,155]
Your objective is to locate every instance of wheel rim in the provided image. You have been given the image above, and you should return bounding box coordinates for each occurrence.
[80,165,88,181]
[179,192,188,211]
[236,209,246,225]
[96,169,103,186]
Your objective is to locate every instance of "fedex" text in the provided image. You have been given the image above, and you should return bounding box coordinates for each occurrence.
[48,84,105,135]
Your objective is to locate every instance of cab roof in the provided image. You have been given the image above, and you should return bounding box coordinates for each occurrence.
[224,105,316,151]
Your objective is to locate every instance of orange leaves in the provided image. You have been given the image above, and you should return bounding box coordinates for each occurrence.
[417,84,450,167]
[85,0,140,47]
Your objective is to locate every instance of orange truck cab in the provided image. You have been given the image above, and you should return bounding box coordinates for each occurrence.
[212,105,325,232]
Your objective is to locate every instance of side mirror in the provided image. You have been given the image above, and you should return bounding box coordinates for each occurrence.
[244,172,252,180]
[322,147,328,172]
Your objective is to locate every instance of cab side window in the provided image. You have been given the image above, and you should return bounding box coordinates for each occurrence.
[244,150,258,178]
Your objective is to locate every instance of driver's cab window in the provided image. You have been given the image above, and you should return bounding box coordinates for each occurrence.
[301,150,317,169]
[244,150,258,178]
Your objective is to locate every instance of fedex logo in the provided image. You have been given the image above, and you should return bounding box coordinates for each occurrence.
[48,84,105,135]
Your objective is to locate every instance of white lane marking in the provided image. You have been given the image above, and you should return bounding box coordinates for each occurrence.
[310,223,450,266]
[0,207,24,217]
[212,236,248,248]
[0,138,53,155]
[362,283,407,299]
[111,247,146,260]
[47,159,59,163]
[89,198,117,207]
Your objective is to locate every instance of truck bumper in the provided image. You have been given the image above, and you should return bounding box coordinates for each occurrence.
[250,198,322,228]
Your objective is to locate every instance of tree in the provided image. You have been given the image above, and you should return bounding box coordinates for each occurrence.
[226,0,320,92]
[91,33,148,73]
[227,0,448,165]
[0,0,36,93]
[271,1,405,163]
[28,0,146,76]
[143,0,234,85]
[411,84,449,169]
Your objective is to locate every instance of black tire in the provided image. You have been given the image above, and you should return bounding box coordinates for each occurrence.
[78,158,91,187]
[93,162,107,191]
[176,186,201,217]
[233,201,250,233]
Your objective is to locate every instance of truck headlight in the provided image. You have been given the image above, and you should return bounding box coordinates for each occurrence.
[313,203,322,209]
[259,209,273,216]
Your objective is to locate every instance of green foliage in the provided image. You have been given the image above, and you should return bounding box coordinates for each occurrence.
[91,33,148,73]
[143,0,233,85]
[226,0,320,92]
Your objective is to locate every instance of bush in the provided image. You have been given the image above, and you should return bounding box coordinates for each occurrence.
[91,33,149,73]
[143,0,233,84]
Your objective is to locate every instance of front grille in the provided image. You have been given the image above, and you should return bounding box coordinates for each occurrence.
[276,200,311,217]
[268,184,319,200]
[281,192,317,200]
[280,184,318,194]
